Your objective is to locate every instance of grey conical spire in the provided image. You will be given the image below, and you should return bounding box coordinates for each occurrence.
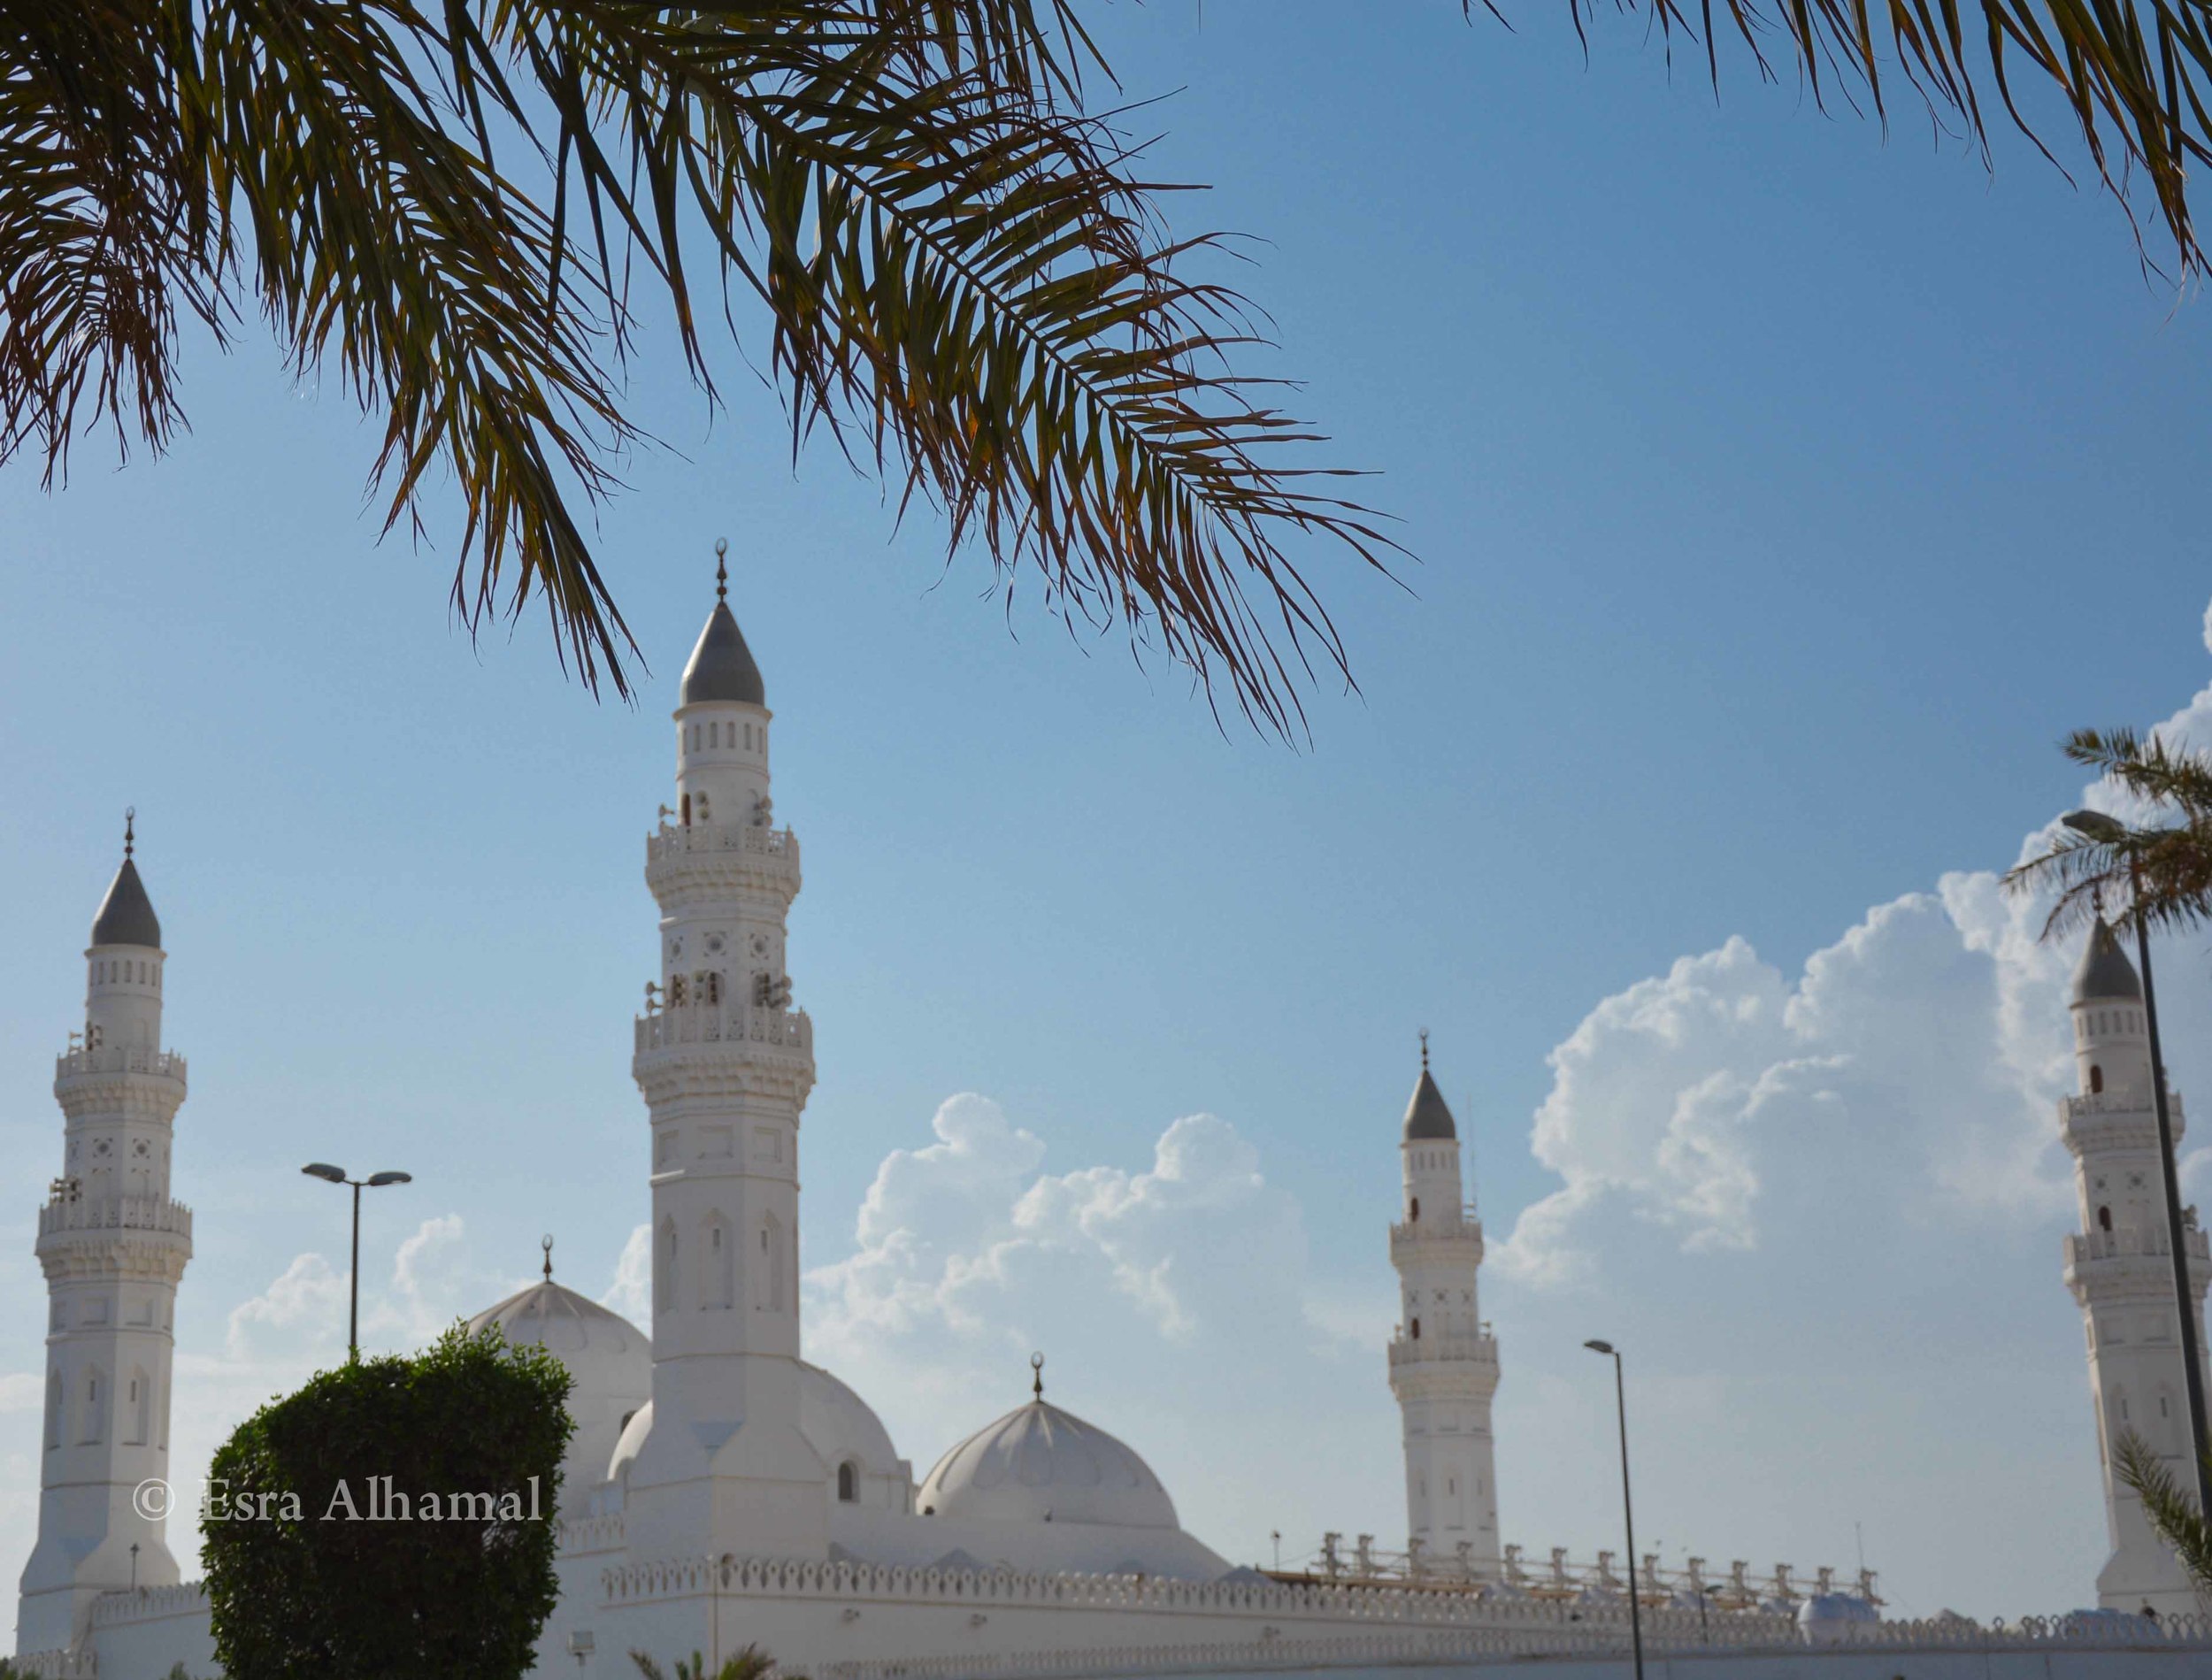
[1402,1032,1457,1141]
[680,540,766,706]
[90,812,161,948]
[2073,917,2143,1003]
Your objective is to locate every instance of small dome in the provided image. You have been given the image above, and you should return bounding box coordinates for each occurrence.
[91,856,161,949]
[680,602,765,707]
[917,1396,1178,1530]
[1403,1067,1457,1141]
[2073,919,2143,1003]
[469,1278,650,1517]
[607,1362,905,1493]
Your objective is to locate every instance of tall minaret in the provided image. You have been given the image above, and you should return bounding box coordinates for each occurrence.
[18,817,193,1656]
[622,548,825,1562]
[1387,1035,1501,1576]
[2061,919,2212,1617]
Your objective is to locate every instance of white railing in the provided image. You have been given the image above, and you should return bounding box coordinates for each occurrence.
[2063,1088,2187,1122]
[1388,1218,1482,1247]
[54,1046,186,1081]
[38,1194,192,1241]
[559,1511,628,1553]
[1386,1334,1497,1369]
[634,1002,812,1058]
[92,1580,208,1625]
[12,1648,96,1677]
[647,821,800,868]
[2067,1227,2211,1265]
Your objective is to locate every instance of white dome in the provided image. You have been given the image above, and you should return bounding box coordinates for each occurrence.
[917,1397,1178,1530]
[469,1278,650,1517]
[607,1362,904,1492]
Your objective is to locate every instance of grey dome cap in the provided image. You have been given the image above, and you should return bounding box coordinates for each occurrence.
[2074,919,2143,1003]
[1403,1067,1457,1141]
[90,857,161,949]
[680,602,765,707]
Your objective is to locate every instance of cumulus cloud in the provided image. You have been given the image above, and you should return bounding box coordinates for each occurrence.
[604,1221,653,1323]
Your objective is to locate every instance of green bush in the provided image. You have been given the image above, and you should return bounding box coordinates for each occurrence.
[203,1322,572,1680]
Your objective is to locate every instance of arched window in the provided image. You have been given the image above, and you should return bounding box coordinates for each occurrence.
[1409,1196,1420,1222]
[703,1214,734,1310]
[757,1214,786,1312]
[81,1369,104,1445]
[838,1461,859,1503]
[657,1221,678,1314]
[126,1369,150,1446]
[681,793,692,826]
[1410,1317,1421,1340]
[2091,1065,2105,1093]
[2100,1205,2114,1232]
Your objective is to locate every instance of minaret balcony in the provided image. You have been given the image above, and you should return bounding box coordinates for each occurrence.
[1388,1331,1498,1369]
[2065,1227,2210,1269]
[54,1046,186,1085]
[634,1001,813,1061]
[645,821,801,896]
[1389,1214,1484,1265]
[36,1193,193,1243]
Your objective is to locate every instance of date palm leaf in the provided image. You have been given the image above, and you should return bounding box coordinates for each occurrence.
[2,0,1395,735]
[1481,0,2212,278]
[2003,728,2212,938]
[2113,1431,2212,1592]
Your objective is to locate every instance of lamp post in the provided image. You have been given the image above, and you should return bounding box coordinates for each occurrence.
[301,1162,412,1361]
[2062,809,2212,1521]
[1584,1339,1645,1680]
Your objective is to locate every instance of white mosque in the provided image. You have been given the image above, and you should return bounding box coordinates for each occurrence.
[13,567,2210,1679]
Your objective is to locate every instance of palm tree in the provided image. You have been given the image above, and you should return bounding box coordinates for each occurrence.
[2114,1433,2212,1597]
[631,1642,781,1680]
[12,4,2212,733]
[2002,729,2212,935]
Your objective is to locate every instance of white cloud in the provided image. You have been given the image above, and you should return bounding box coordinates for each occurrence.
[0,1374,42,1415]
[605,1222,653,1323]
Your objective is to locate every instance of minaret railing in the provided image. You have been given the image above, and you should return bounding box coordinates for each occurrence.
[37,1193,193,1240]
[53,1046,187,1080]
[634,1001,812,1055]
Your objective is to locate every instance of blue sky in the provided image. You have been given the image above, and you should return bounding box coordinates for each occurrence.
[4,0,2210,1633]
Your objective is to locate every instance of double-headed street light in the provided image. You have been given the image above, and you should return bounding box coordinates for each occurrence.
[301,1162,412,1362]
[1584,1339,1645,1680]
[2060,809,2212,1523]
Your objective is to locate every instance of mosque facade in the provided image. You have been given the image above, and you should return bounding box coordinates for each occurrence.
[13,575,2209,1677]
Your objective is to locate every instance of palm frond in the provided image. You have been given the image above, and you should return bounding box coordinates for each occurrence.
[2003,727,2212,939]
[1472,0,2212,276]
[1,0,1395,733]
[2113,1431,2212,1591]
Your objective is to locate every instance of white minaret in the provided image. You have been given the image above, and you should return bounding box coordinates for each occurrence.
[621,549,826,1562]
[1387,1035,1501,1577]
[2061,919,2212,1617]
[18,816,194,1656]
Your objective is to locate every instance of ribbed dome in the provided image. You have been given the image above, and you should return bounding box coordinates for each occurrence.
[1403,1067,1457,1141]
[90,856,162,949]
[469,1278,650,1517]
[680,601,766,707]
[2074,919,2143,1003]
[917,1397,1178,1530]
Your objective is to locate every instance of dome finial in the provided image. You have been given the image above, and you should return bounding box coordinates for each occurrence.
[541,1233,555,1282]
[714,536,729,602]
[1418,1026,1429,1071]
[1030,1351,1045,1400]
[124,806,135,860]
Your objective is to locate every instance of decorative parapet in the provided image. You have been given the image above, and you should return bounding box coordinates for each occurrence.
[561,1511,629,1554]
[634,1003,812,1059]
[1386,1334,1497,1371]
[12,1648,96,1678]
[2067,1227,2211,1267]
[54,1046,187,1083]
[817,1610,2212,1680]
[648,821,800,868]
[596,1554,1790,1647]
[91,1581,208,1627]
[38,1194,193,1242]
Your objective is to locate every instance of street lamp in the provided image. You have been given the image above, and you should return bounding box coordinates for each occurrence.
[2061,809,2212,1521]
[1584,1339,1645,1680]
[301,1162,412,1362]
